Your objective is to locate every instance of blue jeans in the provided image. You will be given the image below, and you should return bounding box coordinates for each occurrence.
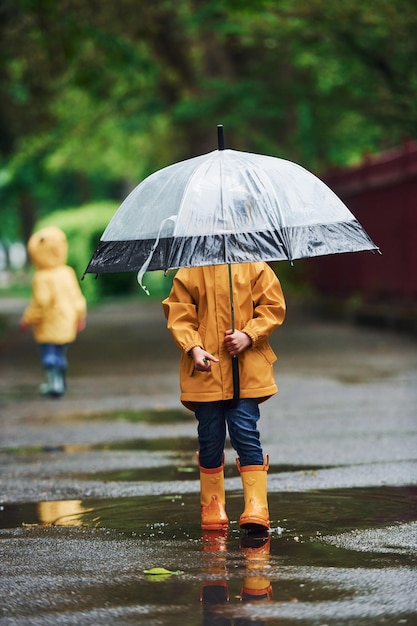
[195,399,264,469]
[39,344,68,370]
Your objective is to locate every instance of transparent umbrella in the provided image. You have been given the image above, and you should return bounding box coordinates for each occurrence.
[84,125,379,404]
[85,126,378,286]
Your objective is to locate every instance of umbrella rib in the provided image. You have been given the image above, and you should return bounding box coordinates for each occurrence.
[167,152,220,268]
[219,150,227,265]
[236,152,292,261]
[218,151,235,329]
[263,176,293,260]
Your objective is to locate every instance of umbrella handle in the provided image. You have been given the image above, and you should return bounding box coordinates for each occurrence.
[230,355,240,409]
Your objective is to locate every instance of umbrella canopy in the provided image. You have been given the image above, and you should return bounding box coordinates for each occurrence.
[83,126,379,407]
[84,139,379,282]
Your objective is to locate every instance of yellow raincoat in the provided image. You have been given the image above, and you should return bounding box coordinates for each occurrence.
[163,262,285,410]
[22,227,87,344]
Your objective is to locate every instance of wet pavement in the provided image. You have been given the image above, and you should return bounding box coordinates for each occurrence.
[1,295,417,625]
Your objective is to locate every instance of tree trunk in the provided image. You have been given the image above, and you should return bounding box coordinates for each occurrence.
[18,190,37,245]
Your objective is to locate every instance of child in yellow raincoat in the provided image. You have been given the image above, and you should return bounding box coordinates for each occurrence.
[163,262,285,532]
[20,227,87,398]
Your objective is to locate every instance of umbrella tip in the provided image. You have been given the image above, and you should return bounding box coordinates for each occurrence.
[217,125,225,151]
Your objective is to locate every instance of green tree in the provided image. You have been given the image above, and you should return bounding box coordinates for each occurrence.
[1,0,416,243]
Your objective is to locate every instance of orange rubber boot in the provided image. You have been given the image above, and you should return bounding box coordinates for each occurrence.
[198,453,229,531]
[237,454,270,531]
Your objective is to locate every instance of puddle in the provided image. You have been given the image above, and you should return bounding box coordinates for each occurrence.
[1,487,416,624]
[0,448,335,492]
[68,463,330,483]
[75,465,200,482]
[2,486,416,545]
[1,436,198,455]
[7,407,196,426]
[58,408,195,424]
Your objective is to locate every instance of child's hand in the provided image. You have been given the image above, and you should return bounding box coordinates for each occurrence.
[190,346,219,372]
[224,329,252,356]
[19,319,29,332]
[77,319,86,332]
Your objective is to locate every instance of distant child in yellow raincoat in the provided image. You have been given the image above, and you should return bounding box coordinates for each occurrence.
[20,227,87,398]
[163,262,285,533]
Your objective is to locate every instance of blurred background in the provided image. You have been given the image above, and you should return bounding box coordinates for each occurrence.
[1,0,416,325]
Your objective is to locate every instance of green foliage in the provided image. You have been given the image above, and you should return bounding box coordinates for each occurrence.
[1,0,416,247]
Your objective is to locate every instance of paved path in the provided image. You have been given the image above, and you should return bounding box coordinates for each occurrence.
[1,296,416,501]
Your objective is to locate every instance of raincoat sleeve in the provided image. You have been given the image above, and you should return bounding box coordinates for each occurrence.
[22,272,53,325]
[241,264,286,346]
[67,266,87,322]
[162,271,203,354]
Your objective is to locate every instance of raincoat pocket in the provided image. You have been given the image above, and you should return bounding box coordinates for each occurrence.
[254,342,277,365]
[240,342,277,392]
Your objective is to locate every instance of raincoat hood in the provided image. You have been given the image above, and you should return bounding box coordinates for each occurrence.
[27,227,68,270]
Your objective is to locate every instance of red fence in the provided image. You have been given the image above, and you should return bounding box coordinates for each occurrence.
[308,139,417,303]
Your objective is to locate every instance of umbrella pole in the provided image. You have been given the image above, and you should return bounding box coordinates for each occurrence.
[218,124,240,408]
[228,263,235,332]
[228,263,240,409]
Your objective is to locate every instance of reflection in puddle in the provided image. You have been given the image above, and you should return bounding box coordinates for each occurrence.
[36,499,86,526]
[1,488,417,625]
[201,530,273,626]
